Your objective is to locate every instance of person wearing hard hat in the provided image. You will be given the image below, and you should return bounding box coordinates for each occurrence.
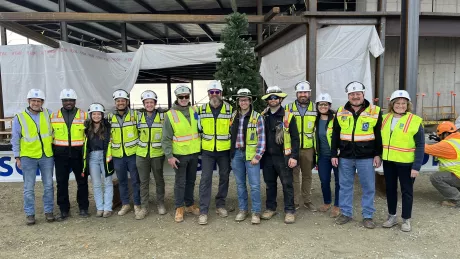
[196,80,233,225]
[425,121,460,208]
[161,85,201,223]
[331,81,382,229]
[260,86,300,224]
[230,88,265,224]
[285,81,318,211]
[51,89,89,221]
[135,90,167,220]
[455,116,460,132]
[314,93,340,218]
[82,103,114,218]
[109,89,141,218]
[381,90,424,232]
[12,89,55,225]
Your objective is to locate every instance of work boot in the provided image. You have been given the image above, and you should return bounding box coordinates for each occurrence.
[26,215,35,226]
[401,219,411,232]
[335,214,352,225]
[261,210,277,220]
[56,211,69,222]
[363,218,376,229]
[330,206,340,218]
[198,214,208,225]
[118,204,131,216]
[103,211,113,218]
[304,202,318,212]
[235,210,248,222]
[319,204,332,212]
[157,203,167,215]
[284,213,296,224]
[45,213,55,222]
[382,214,398,228]
[185,204,200,216]
[79,210,90,218]
[216,207,228,218]
[134,205,142,218]
[175,207,185,223]
[135,208,148,220]
[251,213,261,225]
[295,204,300,210]
[96,210,104,217]
[441,200,457,207]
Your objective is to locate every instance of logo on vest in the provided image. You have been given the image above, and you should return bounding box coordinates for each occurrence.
[362,122,369,131]
[341,116,347,121]
[399,123,404,129]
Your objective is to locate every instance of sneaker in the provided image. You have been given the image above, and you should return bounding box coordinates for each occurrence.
[135,208,148,220]
[330,206,340,218]
[335,214,352,225]
[261,210,277,220]
[185,204,200,216]
[96,210,104,217]
[216,207,228,218]
[441,200,457,207]
[382,214,398,228]
[363,218,376,229]
[103,211,113,218]
[319,204,332,212]
[284,213,296,224]
[198,214,208,225]
[175,207,185,223]
[26,215,35,226]
[251,213,261,224]
[235,210,248,222]
[157,203,167,215]
[134,205,142,217]
[118,204,131,216]
[401,219,411,232]
[45,213,55,222]
[304,202,318,212]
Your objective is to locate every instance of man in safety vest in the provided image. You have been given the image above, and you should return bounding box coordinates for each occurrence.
[135,90,167,220]
[12,89,55,225]
[162,85,201,223]
[260,86,300,224]
[285,80,317,211]
[425,121,460,207]
[51,89,89,221]
[109,89,141,218]
[331,81,382,229]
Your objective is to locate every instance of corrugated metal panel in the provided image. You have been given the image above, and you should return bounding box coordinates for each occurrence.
[178,24,206,36]
[147,24,180,38]
[221,0,299,8]
[206,24,226,34]
[126,23,157,39]
[0,1,37,12]
[67,0,108,13]
[98,0,147,13]
[182,0,220,9]
[149,0,184,11]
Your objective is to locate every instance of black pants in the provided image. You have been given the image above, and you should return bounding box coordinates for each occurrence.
[383,160,415,219]
[174,154,198,209]
[263,154,295,213]
[199,152,231,214]
[55,155,88,213]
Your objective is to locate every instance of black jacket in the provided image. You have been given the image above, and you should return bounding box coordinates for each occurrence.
[83,118,114,177]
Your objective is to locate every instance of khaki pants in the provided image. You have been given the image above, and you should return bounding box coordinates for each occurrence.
[293,148,314,205]
[136,155,166,209]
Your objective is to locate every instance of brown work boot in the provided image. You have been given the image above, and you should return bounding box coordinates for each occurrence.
[185,204,200,216]
[26,215,35,226]
[261,210,277,220]
[284,213,296,224]
[335,214,352,225]
[216,207,228,218]
[45,213,55,222]
[319,204,332,212]
[441,200,457,207]
[135,208,148,220]
[96,210,104,217]
[363,218,376,229]
[235,210,248,222]
[175,207,185,223]
[251,213,261,225]
[330,206,340,218]
[117,204,131,216]
[103,211,113,218]
[304,202,318,212]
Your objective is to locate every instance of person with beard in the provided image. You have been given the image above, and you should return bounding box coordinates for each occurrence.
[51,89,89,221]
[260,86,300,224]
[109,89,141,218]
[285,80,318,211]
[197,80,232,225]
[331,81,382,229]
[12,89,55,225]
[162,85,201,223]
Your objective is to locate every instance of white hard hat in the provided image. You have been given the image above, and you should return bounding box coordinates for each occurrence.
[345,81,366,94]
[316,93,332,104]
[113,89,129,100]
[88,103,105,114]
[27,89,46,100]
[60,89,77,100]
[207,80,223,91]
[174,85,191,96]
[390,90,411,102]
[295,81,312,92]
[234,88,254,98]
[141,90,158,102]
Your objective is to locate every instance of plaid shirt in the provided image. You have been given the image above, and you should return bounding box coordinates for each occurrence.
[235,111,266,161]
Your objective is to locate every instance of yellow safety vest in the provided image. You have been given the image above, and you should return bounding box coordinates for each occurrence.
[313,118,334,161]
[199,102,232,152]
[381,112,422,163]
[166,106,201,156]
[136,111,165,158]
[51,109,87,147]
[336,105,381,142]
[285,101,316,149]
[262,108,294,156]
[230,110,261,161]
[438,138,460,179]
[109,109,139,158]
[16,109,53,158]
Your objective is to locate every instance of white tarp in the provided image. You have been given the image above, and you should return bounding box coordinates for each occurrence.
[260,25,384,108]
[0,42,223,116]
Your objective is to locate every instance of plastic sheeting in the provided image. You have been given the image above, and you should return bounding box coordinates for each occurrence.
[260,25,384,108]
[0,42,223,116]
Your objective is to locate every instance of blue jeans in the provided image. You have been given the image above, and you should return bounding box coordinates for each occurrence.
[318,155,339,206]
[338,158,375,218]
[21,156,54,216]
[231,150,261,213]
[113,155,140,205]
[89,151,113,211]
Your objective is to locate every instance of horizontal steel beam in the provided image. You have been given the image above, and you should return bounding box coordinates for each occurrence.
[0,21,59,48]
[264,7,280,22]
[317,18,379,25]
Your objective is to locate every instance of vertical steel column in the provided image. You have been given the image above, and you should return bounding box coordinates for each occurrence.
[59,0,68,42]
[376,0,387,108]
[191,79,195,105]
[0,27,5,138]
[257,0,263,45]
[0,26,6,45]
[121,23,127,52]
[307,0,317,99]
[167,75,172,108]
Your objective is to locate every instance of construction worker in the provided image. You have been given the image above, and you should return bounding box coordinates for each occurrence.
[231,88,265,224]
[162,85,201,223]
[260,86,300,224]
[285,81,317,211]
[135,90,167,220]
[12,89,55,225]
[425,121,460,208]
[314,93,340,218]
[331,81,382,229]
[51,89,89,221]
[381,90,424,232]
[109,89,141,218]
[197,80,232,225]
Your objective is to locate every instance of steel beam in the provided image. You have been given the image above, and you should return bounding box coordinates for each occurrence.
[307,0,317,99]
[173,0,214,41]
[317,18,379,25]
[191,80,195,105]
[121,23,127,52]
[167,75,172,108]
[0,21,59,48]
[264,7,280,22]
[376,0,387,108]
[0,26,6,45]
[58,0,68,42]
[257,0,263,44]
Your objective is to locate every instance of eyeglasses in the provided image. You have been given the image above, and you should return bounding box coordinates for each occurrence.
[177,95,190,100]
[268,95,280,100]
[209,90,221,95]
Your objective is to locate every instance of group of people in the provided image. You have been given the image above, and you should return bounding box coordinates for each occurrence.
[12,80,460,232]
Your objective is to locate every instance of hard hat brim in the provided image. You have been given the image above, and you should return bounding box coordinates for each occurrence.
[232,94,257,99]
[261,92,288,100]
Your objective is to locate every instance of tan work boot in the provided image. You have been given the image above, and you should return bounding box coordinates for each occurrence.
[284,213,296,224]
[185,204,200,216]
[103,211,113,218]
[198,214,208,225]
[157,203,167,215]
[235,210,248,222]
[135,208,148,220]
[261,210,277,220]
[118,204,131,216]
[441,200,457,207]
[175,207,185,223]
[251,213,261,225]
[96,210,104,217]
[134,205,142,216]
[330,206,340,218]
[319,204,332,212]
[216,207,228,218]
[304,202,318,212]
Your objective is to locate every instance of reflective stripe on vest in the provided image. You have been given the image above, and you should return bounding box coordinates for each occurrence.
[439,138,460,178]
[337,104,380,143]
[136,111,165,158]
[245,110,261,160]
[166,106,201,155]
[17,109,53,158]
[199,102,232,152]
[285,102,315,149]
[51,109,87,147]
[109,109,138,157]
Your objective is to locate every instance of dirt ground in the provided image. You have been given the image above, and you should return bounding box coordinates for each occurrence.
[0,173,459,259]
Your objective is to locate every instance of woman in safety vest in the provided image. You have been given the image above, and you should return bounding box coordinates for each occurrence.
[381,90,424,232]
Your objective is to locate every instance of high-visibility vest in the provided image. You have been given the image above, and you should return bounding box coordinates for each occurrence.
[109,109,138,158]
[82,137,113,176]
[16,109,53,158]
[136,111,165,158]
[313,118,334,161]
[381,112,422,163]
[230,110,261,160]
[262,108,294,156]
[50,109,87,147]
[166,106,201,155]
[336,104,381,142]
[199,102,232,152]
[285,101,316,149]
[438,138,460,179]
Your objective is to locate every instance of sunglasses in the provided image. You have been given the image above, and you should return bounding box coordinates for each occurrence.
[177,95,190,100]
[209,90,221,95]
[268,95,280,100]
